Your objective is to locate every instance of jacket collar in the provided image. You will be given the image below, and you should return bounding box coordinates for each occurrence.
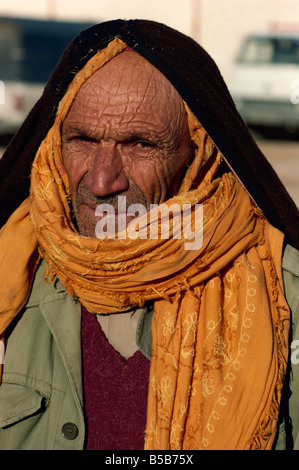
[26,260,83,409]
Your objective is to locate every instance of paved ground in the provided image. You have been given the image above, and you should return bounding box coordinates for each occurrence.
[257,138,299,208]
[1,136,298,208]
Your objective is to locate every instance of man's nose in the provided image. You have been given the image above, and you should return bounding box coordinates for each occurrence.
[85,142,129,197]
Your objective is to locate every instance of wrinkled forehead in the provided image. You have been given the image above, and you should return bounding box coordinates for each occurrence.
[55,37,213,160]
[64,48,187,128]
[57,39,190,128]
[81,49,174,94]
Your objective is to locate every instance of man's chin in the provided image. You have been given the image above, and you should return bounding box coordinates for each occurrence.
[74,208,98,238]
[76,221,97,238]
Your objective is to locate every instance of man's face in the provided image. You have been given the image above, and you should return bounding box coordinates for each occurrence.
[61,50,192,237]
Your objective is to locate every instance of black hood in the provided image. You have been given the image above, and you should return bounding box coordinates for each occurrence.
[0,19,298,248]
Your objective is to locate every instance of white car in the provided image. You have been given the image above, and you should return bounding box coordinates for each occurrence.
[230,32,299,133]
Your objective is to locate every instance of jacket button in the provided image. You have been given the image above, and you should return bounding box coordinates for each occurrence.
[61,422,78,440]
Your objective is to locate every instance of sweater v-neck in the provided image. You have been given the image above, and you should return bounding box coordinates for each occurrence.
[81,306,150,450]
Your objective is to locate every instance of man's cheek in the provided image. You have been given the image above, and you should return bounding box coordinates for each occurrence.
[63,160,85,194]
[56,157,67,177]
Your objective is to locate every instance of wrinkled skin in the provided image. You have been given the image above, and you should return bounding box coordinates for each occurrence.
[61,50,192,237]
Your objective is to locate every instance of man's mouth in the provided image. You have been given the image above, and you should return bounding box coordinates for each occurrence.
[83,201,98,212]
[82,200,128,220]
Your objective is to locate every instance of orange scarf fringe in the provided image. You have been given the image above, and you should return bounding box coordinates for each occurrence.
[0,39,290,449]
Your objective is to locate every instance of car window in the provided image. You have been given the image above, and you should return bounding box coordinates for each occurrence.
[237,36,299,65]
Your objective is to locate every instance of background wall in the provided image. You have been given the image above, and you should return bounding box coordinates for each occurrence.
[1,0,299,85]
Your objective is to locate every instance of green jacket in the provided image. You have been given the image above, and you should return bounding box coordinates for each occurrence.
[0,245,298,450]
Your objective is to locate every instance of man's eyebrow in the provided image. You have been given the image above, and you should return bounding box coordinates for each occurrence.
[123,131,157,142]
[62,125,161,142]
[62,125,93,138]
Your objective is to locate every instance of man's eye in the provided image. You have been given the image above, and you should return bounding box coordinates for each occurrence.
[67,135,96,144]
[135,140,155,149]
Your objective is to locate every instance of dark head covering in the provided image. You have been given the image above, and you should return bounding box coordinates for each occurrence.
[0,19,298,248]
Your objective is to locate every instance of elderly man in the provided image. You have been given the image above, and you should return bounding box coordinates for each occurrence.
[0,20,298,451]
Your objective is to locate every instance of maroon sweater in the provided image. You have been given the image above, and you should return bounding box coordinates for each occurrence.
[81,307,150,450]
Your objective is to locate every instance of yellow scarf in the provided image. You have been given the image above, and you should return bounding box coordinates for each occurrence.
[0,39,290,449]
